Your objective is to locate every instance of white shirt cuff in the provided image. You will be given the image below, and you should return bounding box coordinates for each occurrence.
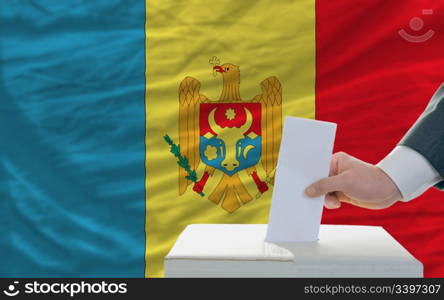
[377,146,442,202]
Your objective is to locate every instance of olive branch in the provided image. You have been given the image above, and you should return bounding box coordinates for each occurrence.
[163,134,204,196]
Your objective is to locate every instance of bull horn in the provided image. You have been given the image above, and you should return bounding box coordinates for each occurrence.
[239,107,253,134]
[208,108,222,135]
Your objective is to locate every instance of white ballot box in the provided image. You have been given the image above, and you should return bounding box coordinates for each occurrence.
[164,224,423,278]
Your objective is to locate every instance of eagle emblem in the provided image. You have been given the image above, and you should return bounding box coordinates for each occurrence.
[177,57,282,213]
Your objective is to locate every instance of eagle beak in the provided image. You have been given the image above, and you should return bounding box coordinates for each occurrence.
[213,66,225,73]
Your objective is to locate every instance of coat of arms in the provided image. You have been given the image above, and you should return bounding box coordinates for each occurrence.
[166,57,283,213]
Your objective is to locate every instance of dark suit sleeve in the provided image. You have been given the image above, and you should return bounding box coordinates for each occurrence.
[399,83,444,189]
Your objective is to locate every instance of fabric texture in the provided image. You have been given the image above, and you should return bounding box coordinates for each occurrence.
[317,0,444,277]
[0,1,146,277]
[145,0,315,277]
[1,0,444,278]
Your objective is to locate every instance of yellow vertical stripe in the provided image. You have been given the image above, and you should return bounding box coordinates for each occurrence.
[145,0,315,277]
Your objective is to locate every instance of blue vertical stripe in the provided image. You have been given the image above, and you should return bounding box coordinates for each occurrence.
[0,1,146,277]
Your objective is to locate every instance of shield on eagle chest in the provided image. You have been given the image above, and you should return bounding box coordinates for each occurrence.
[199,103,261,175]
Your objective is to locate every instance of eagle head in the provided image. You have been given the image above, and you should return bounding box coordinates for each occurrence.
[213,63,240,83]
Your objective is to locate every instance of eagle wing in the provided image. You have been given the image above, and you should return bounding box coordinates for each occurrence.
[252,76,282,184]
[178,76,208,195]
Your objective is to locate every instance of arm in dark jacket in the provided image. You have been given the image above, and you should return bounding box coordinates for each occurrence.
[399,84,444,189]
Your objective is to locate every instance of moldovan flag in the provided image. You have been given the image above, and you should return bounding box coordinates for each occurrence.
[1,0,444,278]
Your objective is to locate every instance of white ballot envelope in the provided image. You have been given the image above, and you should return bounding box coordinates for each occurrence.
[265,116,337,242]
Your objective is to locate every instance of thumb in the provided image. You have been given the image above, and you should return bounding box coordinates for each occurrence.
[305,174,346,197]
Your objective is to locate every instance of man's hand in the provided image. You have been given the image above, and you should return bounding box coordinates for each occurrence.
[304,152,402,209]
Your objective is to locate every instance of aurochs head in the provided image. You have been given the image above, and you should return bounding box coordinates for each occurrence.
[207,107,253,172]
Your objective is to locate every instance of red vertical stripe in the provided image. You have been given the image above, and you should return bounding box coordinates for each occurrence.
[316,0,444,277]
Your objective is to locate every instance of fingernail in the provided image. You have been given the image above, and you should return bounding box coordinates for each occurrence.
[305,186,316,197]
[332,201,341,209]
[324,197,340,209]
[326,201,340,209]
